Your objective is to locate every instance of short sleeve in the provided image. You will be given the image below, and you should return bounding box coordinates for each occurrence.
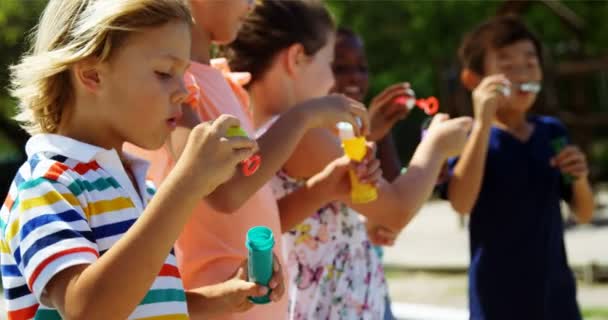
[5,178,98,303]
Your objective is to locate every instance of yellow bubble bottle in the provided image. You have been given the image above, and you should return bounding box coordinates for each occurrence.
[337,122,378,204]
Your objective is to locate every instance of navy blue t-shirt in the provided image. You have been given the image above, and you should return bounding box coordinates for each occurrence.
[441,116,581,320]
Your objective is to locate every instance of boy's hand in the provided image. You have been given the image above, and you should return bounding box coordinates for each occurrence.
[551,145,589,180]
[368,83,412,142]
[177,115,259,194]
[296,94,370,137]
[367,224,399,246]
[426,113,473,158]
[308,144,382,201]
[472,74,510,126]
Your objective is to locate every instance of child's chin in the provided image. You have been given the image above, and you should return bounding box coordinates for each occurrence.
[136,137,166,151]
[512,97,536,112]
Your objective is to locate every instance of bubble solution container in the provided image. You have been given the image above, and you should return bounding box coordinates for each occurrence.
[246,226,275,304]
[336,122,378,204]
[550,137,574,185]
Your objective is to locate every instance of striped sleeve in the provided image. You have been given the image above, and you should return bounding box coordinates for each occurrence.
[5,178,99,303]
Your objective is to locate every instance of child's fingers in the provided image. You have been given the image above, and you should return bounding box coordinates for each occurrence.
[427,113,450,130]
[553,146,583,164]
[479,74,510,91]
[268,275,284,301]
[225,136,258,152]
[560,163,588,178]
[441,116,473,133]
[232,147,257,164]
[272,253,281,272]
[359,160,382,184]
[370,86,414,113]
[270,276,285,302]
[553,150,585,168]
[339,96,370,137]
[240,281,268,297]
[234,264,248,281]
[371,83,411,107]
[214,114,242,134]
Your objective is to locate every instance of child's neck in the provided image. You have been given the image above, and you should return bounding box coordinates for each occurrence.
[248,81,288,130]
[190,27,212,65]
[57,113,124,155]
[494,109,533,141]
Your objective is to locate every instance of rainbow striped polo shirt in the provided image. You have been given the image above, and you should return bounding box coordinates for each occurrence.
[0,134,189,319]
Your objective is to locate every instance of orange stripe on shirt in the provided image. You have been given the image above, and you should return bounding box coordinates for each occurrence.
[43,162,69,181]
[7,303,38,320]
[28,247,99,290]
[3,195,14,211]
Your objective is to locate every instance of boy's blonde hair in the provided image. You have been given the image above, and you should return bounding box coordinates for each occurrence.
[10,0,192,135]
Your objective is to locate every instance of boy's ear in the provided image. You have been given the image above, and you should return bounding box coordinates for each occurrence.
[461,68,481,91]
[73,58,101,93]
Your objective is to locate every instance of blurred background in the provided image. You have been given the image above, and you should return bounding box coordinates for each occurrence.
[1,1,607,319]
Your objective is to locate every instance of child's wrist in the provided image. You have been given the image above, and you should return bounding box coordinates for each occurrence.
[420,135,450,162]
[474,118,493,130]
[173,162,219,196]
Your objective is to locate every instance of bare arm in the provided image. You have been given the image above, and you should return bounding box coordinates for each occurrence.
[43,118,256,319]
[282,115,471,233]
[278,154,382,232]
[353,133,448,231]
[447,74,509,215]
[170,95,369,213]
[570,178,594,223]
[446,124,492,215]
[207,108,311,212]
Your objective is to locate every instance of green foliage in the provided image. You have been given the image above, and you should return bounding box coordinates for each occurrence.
[0,0,45,157]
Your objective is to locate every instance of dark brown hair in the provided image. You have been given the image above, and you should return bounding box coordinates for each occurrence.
[458,15,543,75]
[227,0,335,85]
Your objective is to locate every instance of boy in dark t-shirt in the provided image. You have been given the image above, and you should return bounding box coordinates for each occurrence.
[441,16,594,320]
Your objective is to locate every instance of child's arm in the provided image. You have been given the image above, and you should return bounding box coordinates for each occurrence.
[446,75,508,214]
[38,117,256,319]
[358,115,471,231]
[171,95,370,213]
[551,145,594,223]
[278,154,382,232]
[367,83,411,181]
[282,114,472,233]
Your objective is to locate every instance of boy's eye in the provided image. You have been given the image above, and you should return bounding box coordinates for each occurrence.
[155,71,173,80]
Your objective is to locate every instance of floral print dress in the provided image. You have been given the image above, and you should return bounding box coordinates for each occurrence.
[272,170,388,320]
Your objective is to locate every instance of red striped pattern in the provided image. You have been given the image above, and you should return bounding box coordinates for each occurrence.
[28,247,99,290]
[73,161,101,175]
[158,264,181,278]
[7,303,38,320]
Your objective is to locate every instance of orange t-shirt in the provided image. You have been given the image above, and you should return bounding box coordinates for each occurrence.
[124,59,288,320]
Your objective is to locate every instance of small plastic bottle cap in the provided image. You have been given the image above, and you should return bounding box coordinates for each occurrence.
[246,226,275,251]
[337,122,355,140]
